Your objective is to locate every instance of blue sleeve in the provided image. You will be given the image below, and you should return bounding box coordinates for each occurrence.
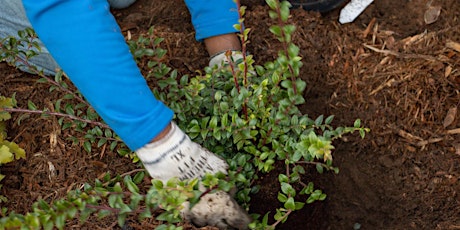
[184,0,239,41]
[21,0,174,151]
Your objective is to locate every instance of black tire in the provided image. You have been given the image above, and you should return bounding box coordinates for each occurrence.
[288,0,346,12]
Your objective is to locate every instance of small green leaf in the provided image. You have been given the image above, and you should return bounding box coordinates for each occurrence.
[319,193,327,201]
[280,1,291,22]
[306,196,316,204]
[124,176,139,193]
[210,116,218,129]
[278,174,289,183]
[97,138,107,147]
[133,171,145,184]
[27,100,37,110]
[153,180,163,189]
[295,201,305,210]
[83,141,92,153]
[266,0,277,9]
[314,115,324,126]
[108,195,117,208]
[281,182,295,196]
[55,213,66,230]
[97,209,112,219]
[277,192,287,202]
[284,197,295,210]
[316,164,324,174]
[0,145,13,164]
[269,25,282,37]
[354,119,361,128]
[117,214,127,227]
[325,115,334,125]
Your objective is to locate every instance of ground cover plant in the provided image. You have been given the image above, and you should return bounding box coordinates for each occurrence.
[0,0,459,229]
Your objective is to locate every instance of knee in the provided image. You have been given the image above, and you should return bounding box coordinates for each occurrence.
[107,0,137,9]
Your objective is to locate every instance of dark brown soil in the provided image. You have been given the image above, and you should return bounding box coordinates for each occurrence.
[1,0,459,229]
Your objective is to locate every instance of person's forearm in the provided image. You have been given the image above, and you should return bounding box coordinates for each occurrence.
[22,0,173,151]
[204,34,241,57]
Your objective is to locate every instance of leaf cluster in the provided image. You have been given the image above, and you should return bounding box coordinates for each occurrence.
[0,95,26,203]
[0,172,202,230]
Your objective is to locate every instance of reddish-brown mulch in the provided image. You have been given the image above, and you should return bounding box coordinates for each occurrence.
[1,0,459,229]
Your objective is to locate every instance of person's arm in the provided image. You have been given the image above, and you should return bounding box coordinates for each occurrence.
[185,0,242,55]
[21,0,173,151]
[184,0,239,42]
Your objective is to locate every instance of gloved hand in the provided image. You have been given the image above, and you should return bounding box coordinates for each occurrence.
[209,50,244,68]
[136,122,251,229]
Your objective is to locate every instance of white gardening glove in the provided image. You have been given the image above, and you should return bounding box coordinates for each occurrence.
[135,122,227,181]
[209,51,257,80]
[136,122,251,229]
[209,50,244,68]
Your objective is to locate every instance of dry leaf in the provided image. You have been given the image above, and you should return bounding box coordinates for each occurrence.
[424,6,441,24]
[47,161,56,181]
[443,107,458,128]
[455,143,460,156]
[446,41,460,53]
[127,30,132,40]
[445,65,453,77]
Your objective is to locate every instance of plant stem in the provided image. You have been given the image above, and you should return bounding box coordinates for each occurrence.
[227,52,241,93]
[86,204,120,214]
[2,107,109,128]
[227,52,248,120]
[235,0,249,86]
[40,74,89,105]
[274,1,298,95]
[271,209,293,228]
[102,169,145,187]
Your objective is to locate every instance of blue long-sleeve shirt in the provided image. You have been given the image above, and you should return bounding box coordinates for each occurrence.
[21,0,238,150]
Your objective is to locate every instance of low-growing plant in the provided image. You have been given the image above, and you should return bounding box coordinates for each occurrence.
[0,95,26,203]
[0,0,369,229]
[151,1,368,228]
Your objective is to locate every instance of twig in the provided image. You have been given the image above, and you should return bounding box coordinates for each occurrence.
[362,18,377,39]
[363,43,438,61]
[390,125,424,141]
[447,128,460,135]
[416,137,443,147]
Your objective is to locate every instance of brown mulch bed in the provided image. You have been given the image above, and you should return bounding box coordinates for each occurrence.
[1,0,459,229]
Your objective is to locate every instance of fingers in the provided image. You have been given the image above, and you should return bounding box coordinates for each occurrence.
[209,51,244,68]
[186,191,252,230]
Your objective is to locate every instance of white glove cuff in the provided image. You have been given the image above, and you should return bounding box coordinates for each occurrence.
[209,50,244,68]
[135,122,228,181]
